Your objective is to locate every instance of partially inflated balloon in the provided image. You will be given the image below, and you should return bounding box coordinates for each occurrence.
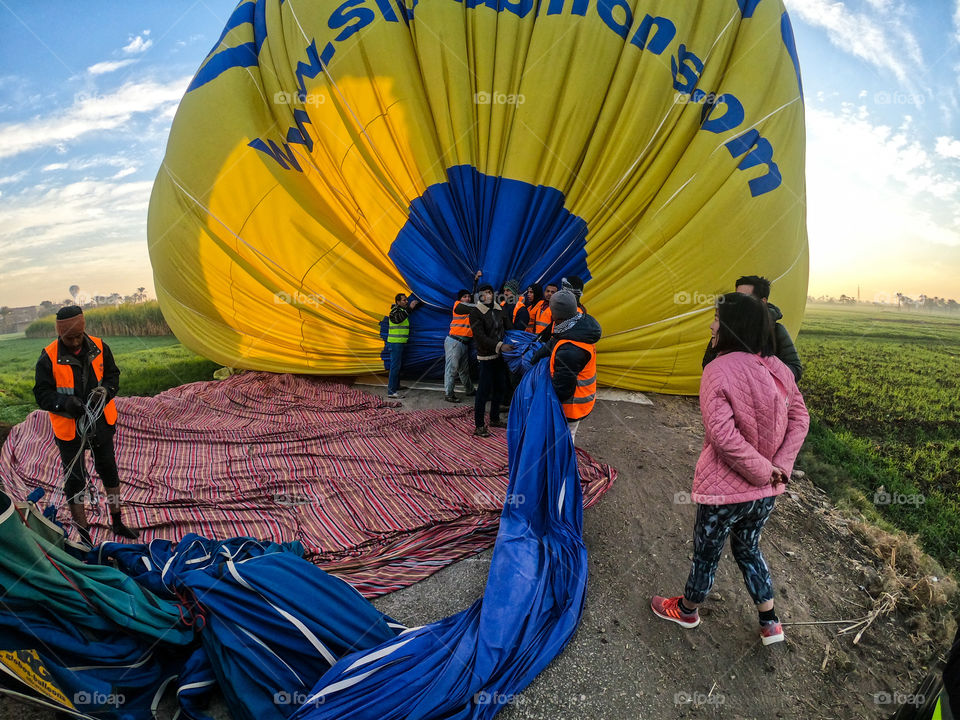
[148,0,807,394]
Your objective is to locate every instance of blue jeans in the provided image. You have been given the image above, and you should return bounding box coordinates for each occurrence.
[443,336,473,396]
[387,343,404,394]
[683,496,777,605]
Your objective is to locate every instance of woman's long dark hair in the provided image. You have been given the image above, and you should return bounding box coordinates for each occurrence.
[713,292,775,356]
[527,283,544,304]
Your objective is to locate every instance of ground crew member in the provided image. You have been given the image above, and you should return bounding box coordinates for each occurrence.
[533,290,601,442]
[386,293,420,399]
[32,306,138,544]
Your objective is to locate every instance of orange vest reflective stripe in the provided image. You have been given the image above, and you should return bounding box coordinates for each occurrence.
[549,339,597,421]
[535,304,553,334]
[512,302,523,324]
[449,306,472,338]
[525,300,544,333]
[44,336,118,441]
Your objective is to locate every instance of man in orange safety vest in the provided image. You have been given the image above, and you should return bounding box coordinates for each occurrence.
[33,306,138,544]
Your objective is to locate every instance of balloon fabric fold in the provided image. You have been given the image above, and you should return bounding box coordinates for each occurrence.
[290,359,587,719]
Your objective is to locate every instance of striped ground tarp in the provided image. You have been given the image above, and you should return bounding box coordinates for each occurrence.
[0,373,616,597]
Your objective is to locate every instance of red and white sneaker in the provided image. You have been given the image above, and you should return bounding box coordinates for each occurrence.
[760,621,784,645]
[651,595,701,629]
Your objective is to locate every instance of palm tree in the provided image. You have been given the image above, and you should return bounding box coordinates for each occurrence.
[136,287,146,303]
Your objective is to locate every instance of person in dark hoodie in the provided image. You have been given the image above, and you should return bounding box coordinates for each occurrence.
[702,275,802,382]
[532,289,602,442]
[454,284,507,437]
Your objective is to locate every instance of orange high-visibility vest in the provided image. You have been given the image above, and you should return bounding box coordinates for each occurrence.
[549,339,597,421]
[535,304,553,335]
[449,305,472,339]
[525,300,545,333]
[44,336,118,441]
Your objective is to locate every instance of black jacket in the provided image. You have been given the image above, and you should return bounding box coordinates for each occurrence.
[534,313,602,403]
[34,335,120,428]
[702,302,803,382]
[389,303,411,325]
[454,301,503,358]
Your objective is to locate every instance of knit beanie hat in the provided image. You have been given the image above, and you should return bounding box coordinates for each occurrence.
[55,306,85,337]
[561,276,584,299]
[549,289,578,322]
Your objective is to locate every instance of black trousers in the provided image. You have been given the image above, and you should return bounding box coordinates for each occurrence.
[55,424,120,503]
[474,358,507,428]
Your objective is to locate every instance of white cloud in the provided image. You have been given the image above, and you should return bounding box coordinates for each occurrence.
[87,59,137,75]
[122,33,153,55]
[0,178,155,306]
[936,136,960,160]
[39,156,135,174]
[0,171,27,185]
[0,179,151,244]
[0,76,190,160]
[112,167,137,179]
[784,0,923,86]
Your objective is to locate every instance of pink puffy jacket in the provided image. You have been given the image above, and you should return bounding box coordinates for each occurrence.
[692,351,810,505]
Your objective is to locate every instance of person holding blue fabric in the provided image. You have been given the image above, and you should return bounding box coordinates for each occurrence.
[455,284,506,437]
[386,293,419,399]
[531,290,601,442]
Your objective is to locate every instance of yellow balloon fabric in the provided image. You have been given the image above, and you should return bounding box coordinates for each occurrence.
[148,0,808,394]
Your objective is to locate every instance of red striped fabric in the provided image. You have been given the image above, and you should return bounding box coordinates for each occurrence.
[0,373,616,597]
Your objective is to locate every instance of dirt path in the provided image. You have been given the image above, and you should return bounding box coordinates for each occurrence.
[379,390,944,720]
[1,389,946,720]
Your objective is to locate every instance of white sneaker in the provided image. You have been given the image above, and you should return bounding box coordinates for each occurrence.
[387,392,403,399]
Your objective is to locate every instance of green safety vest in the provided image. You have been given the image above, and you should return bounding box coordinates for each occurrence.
[387,315,409,344]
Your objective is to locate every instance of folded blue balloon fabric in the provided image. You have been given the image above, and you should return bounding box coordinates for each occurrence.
[500,329,543,376]
[90,535,404,720]
[290,358,587,719]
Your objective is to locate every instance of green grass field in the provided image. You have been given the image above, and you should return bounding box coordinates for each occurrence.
[0,334,218,425]
[796,305,960,571]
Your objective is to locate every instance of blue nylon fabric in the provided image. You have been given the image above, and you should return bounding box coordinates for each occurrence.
[385,165,591,378]
[290,359,587,719]
[176,646,218,720]
[0,492,190,719]
[500,330,543,376]
[90,534,402,720]
[0,611,182,719]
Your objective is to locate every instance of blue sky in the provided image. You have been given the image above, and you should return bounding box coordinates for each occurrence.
[0,0,958,308]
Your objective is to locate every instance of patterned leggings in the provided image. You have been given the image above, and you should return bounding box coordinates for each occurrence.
[683,496,777,605]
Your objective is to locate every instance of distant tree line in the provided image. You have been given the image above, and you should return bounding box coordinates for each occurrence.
[0,287,151,334]
[807,293,960,312]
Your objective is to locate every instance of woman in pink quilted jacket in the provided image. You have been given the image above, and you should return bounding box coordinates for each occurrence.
[652,292,809,645]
